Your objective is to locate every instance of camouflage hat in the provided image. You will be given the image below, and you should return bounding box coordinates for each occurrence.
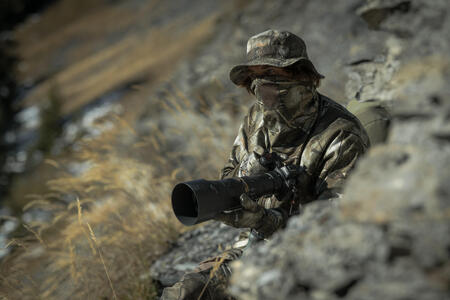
[230,29,324,86]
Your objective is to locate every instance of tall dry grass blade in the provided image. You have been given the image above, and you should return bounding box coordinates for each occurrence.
[76,198,97,255]
[153,127,167,144]
[197,255,227,300]
[86,222,118,300]
[111,114,137,136]
[4,239,17,249]
[150,136,161,151]
[44,159,60,168]
[67,238,80,285]
[166,90,185,113]
[170,168,182,180]
[22,200,51,211]
[172,84,192,108]
[22,224,46,247]
[160,100,176,116]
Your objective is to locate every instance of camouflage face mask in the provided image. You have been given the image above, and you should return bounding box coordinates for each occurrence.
[252,79,315,128]
[251,78,318,148]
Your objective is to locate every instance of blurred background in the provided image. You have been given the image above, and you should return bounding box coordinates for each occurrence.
[0,0,449,299]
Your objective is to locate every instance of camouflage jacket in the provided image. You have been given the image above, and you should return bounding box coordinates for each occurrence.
[220,93,370,220]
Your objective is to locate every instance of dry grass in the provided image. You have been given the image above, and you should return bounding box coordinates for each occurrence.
[1,1,253,299]
[21,15,217,116]
[5,0,222,215]
[1,117,176,299]
[0,83,246,299]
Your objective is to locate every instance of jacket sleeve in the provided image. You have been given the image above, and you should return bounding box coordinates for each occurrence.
[220,123,246,179]
[315,130,367,200]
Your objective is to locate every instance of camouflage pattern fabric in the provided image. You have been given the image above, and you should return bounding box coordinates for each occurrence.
[215,193,285,239]
[220,92,370,242]
[230,29,324,87]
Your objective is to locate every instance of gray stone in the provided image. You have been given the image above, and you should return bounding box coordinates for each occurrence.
[150,221,242,287]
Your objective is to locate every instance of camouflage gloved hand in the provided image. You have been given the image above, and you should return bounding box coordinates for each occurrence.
[215,194,285,238]
[215,193,265,229]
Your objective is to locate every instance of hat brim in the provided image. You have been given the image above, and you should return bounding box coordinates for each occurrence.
[229,57,325,86]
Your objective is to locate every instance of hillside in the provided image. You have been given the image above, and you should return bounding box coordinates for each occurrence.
[0,0,449,299]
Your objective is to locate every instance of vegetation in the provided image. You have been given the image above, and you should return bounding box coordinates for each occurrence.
[0,1,250,298]
[0,83,245,299]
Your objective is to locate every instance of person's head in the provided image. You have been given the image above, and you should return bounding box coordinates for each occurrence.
[230,30,324,129]
[229,29,324,93]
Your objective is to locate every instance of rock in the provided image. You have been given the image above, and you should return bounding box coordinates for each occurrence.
[150,221,242,287]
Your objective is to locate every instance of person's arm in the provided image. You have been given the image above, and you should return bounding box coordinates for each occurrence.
[315,130,367,200]
[256,125,368,236]
[218,115,286,237]
[215,193,286,238]
[220,138,241,179]
[220,119,249,179]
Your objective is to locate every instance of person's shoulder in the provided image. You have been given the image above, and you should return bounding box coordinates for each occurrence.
[316,93,370,146]
[319,94,360,124]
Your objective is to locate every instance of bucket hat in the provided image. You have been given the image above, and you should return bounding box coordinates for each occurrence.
[230,29,324,86]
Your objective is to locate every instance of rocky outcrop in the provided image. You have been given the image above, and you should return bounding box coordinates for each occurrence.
[229,1,450,299]
[150,222,242,288]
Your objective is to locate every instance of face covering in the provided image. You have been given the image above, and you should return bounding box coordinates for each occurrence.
[251,78,318,147]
